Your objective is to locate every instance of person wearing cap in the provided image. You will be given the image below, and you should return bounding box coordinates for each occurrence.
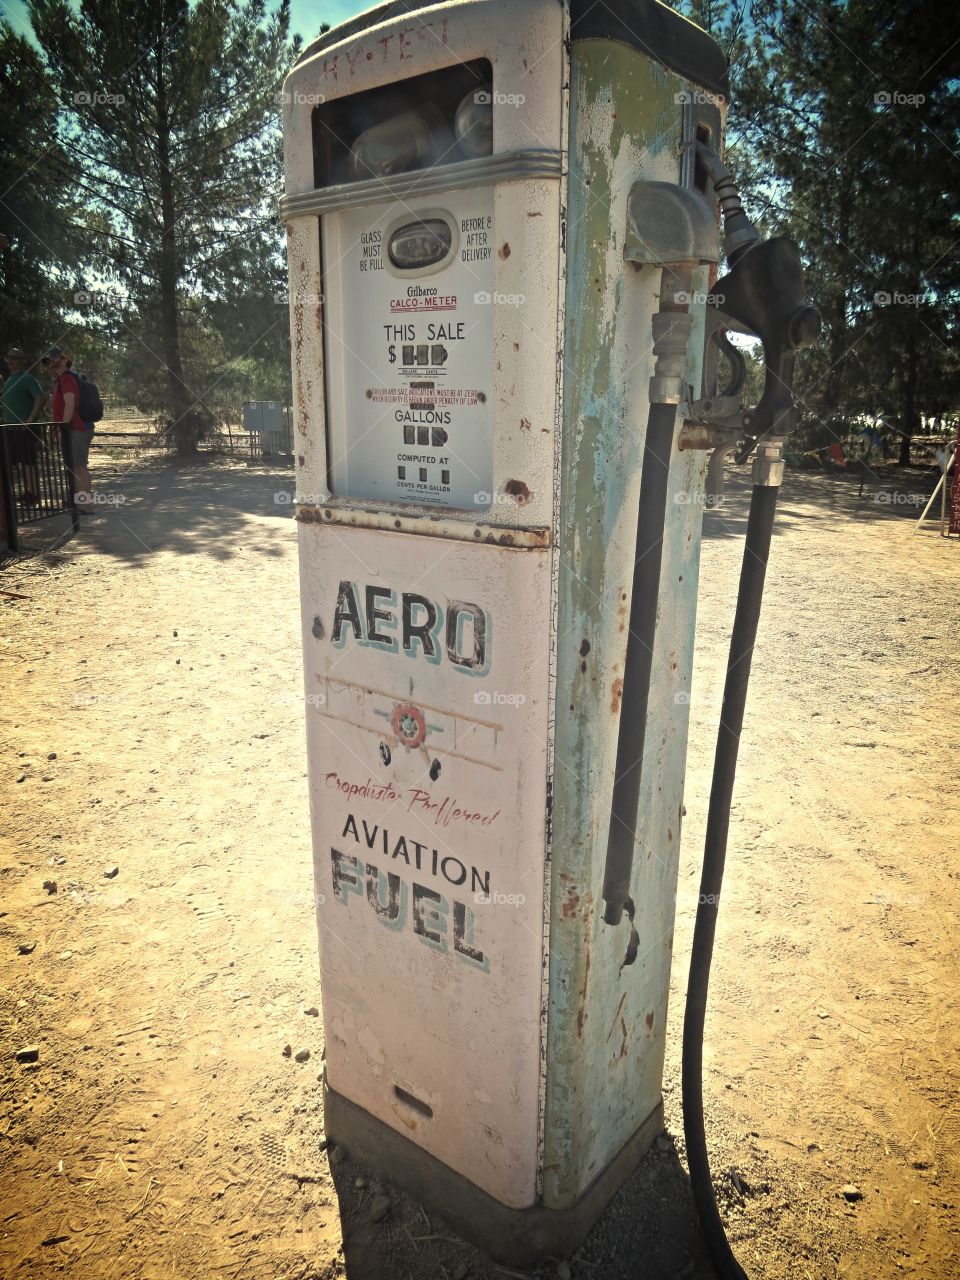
[2,347,47,505]
[43,346,94,509]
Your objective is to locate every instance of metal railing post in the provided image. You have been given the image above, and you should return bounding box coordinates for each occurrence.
[0,428,18,552]
[60,425,80,532]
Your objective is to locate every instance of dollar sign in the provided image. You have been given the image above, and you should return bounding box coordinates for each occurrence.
[387,344,396,364]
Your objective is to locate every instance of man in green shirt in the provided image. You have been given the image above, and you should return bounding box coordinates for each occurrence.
[2,346,47,504]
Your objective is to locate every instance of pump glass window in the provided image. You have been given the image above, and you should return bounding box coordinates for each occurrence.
[312,59,493,188]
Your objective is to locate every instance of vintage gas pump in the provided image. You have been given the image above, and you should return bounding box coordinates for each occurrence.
[280,1,816,1271]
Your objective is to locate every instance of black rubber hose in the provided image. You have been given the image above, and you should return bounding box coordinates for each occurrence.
[682,481,780,1280]
[602,401,679,926]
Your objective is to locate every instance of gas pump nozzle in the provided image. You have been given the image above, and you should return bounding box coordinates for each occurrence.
[711,238,821,447]
[687,141,820,460]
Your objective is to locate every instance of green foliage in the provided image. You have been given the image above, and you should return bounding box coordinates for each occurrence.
[685,0,960,462]
[0,23,82,364]
[25,0,302,451]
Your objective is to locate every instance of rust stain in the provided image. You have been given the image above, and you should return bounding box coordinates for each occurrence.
[499,242,511,259]
[619,1016,629,1058]
[576,950,590,1038]
[297,454,305,468]
[645,1010,655,1031]
[610,677,623,713]
[504,479,532,504]
[560,873,580,919]
[520,417,532,431]
[391,1103,417,1131]
[296,505,326,525]
[606,991,627,1042]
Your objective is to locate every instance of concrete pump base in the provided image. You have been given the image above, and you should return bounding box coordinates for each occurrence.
[323,1084,664,1268]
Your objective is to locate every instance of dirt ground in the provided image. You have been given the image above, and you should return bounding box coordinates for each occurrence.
[1,455,958,1280]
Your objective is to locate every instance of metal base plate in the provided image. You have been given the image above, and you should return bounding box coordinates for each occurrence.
[323,1084,665,1267]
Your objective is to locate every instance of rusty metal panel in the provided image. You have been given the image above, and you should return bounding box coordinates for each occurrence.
[542,42,713,1208]
[300,522,552,1207]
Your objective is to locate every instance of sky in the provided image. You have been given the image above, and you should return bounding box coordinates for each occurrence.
[0,0,369,46]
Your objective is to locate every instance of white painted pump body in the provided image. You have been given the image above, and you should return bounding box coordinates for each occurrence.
[281,0,727,1245]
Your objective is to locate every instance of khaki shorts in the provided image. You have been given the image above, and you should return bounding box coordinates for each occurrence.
[68,426,94,468]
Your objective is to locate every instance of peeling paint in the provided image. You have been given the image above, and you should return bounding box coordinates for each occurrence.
[544,39,715,1211]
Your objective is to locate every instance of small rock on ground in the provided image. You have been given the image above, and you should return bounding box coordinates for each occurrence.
[368,1194,391,1223]
[16,1046,40,1063]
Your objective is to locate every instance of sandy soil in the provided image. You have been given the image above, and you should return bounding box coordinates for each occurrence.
[1,455,958,1280]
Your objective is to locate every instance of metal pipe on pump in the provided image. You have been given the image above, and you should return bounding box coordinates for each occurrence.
[604,139,820,1276]
[602,185,721,927]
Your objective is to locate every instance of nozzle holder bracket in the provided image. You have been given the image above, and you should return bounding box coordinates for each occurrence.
[625,181,720,269]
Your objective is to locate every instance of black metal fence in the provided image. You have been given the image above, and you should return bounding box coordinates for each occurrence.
[0,421,79,552]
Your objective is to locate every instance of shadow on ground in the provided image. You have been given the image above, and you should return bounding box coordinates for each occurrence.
[1,454,298,568]
[328,1129,718,1280]
[702,462,942,542]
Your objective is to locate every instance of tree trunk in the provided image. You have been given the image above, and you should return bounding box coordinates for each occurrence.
[820,172,851,436]
[898,317,918,467]
[898,220,923,469]
[155,43,196,456]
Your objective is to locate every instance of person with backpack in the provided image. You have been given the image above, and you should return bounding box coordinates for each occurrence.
[42,345,103,511]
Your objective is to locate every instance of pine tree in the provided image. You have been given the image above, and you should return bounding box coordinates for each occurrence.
[28,0,299,452]
[0,22,80,363]
[731,0,960,463]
